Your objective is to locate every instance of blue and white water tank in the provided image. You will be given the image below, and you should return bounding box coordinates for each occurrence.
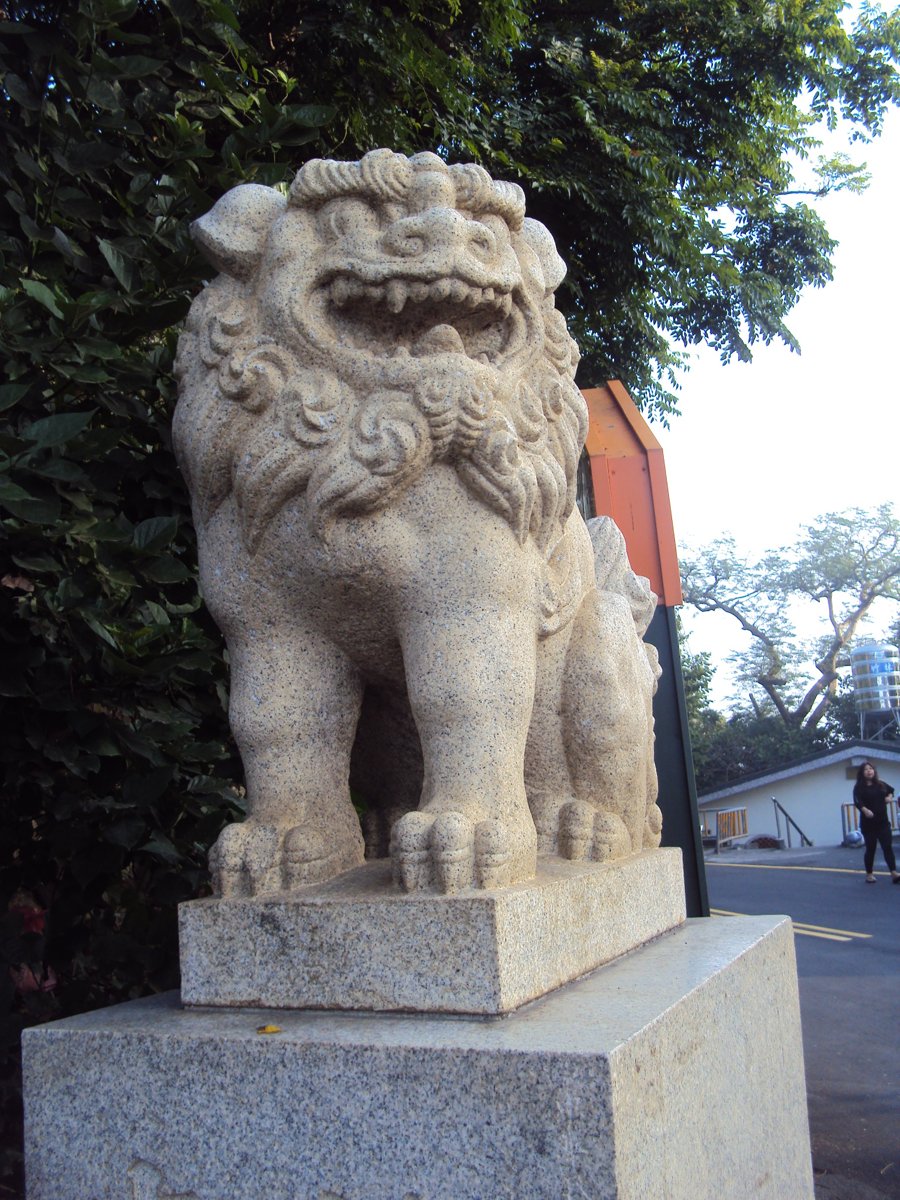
[850,641,900,714]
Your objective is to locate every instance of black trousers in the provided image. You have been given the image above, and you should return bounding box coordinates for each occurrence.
[863,820,896,874]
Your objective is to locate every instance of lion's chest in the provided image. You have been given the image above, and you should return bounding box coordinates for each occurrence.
[198,469,540,680]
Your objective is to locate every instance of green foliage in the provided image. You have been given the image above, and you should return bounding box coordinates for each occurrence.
[0,0,335,1189]
[676,611,713,741]
[675,615,830,791]
[243,0,900,417]
[691,708,829,793]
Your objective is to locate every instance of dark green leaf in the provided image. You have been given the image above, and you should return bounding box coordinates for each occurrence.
[23,411,95,450]
[3,72,41,110]
[132,516,178,552]
[110,54,166,77]
[0,383,30,412]
[11,554,61,573]
[141,555,193,583]
[138,833,181,865]
[21,280,64,318]
[123,766,176,805]
[97,240,136,292]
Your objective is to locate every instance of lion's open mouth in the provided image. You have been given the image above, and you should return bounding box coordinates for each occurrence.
[317,272,528,367]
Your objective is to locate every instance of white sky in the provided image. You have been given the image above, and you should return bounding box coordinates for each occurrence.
[651,105,900,708]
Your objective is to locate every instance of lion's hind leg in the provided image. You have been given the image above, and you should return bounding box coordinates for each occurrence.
[549,588,658,864]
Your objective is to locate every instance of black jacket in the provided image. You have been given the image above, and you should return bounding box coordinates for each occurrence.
[853,779,893,828]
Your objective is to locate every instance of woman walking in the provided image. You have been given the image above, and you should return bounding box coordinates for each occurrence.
[853,762,900,883]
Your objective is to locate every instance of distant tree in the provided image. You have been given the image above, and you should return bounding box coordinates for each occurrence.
[690,709,831,793]
[240,0,900,417]
[681,504,900,736]
[676,613,713,738]
[820,677,875,744]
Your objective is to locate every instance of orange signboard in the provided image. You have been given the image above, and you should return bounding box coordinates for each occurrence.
[581,381,682,607]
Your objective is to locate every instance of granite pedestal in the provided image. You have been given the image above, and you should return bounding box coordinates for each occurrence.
[179,849,686,1014]
[23,914,814,1200]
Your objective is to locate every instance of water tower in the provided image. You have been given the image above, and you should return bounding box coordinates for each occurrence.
[849,641,900,741]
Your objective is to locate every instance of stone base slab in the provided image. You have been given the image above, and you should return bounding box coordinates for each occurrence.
[23,916,814,1200]
[178,848,686,1014]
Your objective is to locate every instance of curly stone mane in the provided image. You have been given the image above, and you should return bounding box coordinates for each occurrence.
[174,150,588,560]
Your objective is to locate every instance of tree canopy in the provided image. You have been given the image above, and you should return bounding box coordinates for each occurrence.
[243,0,900,416]
[0,1,332,1186]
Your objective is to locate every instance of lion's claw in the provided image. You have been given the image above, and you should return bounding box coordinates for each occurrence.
[557,802,632,864]
[391,810,516,894]
[210,822,281,897]
[209,820,363,896]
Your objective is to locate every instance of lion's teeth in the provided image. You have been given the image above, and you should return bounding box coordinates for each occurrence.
[446,280,468,303]
[431,280,453,301]
[483,288,495,304]
[498,293,513,317]
[331,278,351,306]
[386,280,408,313]
[409,282,430,303]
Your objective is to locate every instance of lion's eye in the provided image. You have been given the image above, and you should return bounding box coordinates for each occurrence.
[471,214,509,255]
[317,198,379,241]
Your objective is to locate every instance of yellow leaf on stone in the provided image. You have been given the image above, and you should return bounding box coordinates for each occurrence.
[256,1024,282,1035]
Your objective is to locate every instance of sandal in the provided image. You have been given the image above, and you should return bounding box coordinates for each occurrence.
[866,874,877,883]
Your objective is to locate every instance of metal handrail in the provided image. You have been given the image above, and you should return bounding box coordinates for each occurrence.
[771,796,812,848]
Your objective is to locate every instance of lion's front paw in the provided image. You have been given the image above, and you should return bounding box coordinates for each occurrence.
[209,821,282,897]
[390,810,531,894]
[209,820,364,896]
[558,801,632,864]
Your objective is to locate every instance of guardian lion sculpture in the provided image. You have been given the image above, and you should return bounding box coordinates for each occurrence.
[174,150,661,897]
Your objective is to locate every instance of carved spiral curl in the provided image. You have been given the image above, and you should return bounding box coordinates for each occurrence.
[282,371,346,448]
[350,393,431,478]
[218,342,290,413]
[450,164,525,231]
[290,150,413,208]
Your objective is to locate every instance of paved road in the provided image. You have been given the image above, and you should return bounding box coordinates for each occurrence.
[704,843,900,1199]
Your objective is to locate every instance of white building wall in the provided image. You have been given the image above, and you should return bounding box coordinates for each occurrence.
[698,751,900,847]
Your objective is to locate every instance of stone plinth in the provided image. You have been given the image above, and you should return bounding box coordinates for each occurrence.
[178,849,685,1014]
[23,915,814,1200]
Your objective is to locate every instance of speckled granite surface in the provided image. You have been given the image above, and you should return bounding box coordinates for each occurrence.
[178,849,686,1014]
[172,152,664,902]
[24,915,813,1200]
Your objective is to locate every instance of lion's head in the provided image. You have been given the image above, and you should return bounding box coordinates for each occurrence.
[174,150,588,555]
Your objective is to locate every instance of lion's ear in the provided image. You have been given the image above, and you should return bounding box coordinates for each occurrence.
[191,184,286,280]
[521,218,567,294]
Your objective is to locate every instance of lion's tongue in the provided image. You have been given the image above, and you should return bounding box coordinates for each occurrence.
[411,325,466,357]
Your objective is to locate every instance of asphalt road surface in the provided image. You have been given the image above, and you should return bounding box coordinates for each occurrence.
[704,843,900,1200]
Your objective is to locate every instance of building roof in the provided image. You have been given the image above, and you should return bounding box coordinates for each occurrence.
[697,739,900,806]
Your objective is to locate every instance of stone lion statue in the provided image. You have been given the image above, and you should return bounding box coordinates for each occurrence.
[174,149,661,896]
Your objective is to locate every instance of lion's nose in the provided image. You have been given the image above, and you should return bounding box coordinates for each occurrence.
[381,208,496,263]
